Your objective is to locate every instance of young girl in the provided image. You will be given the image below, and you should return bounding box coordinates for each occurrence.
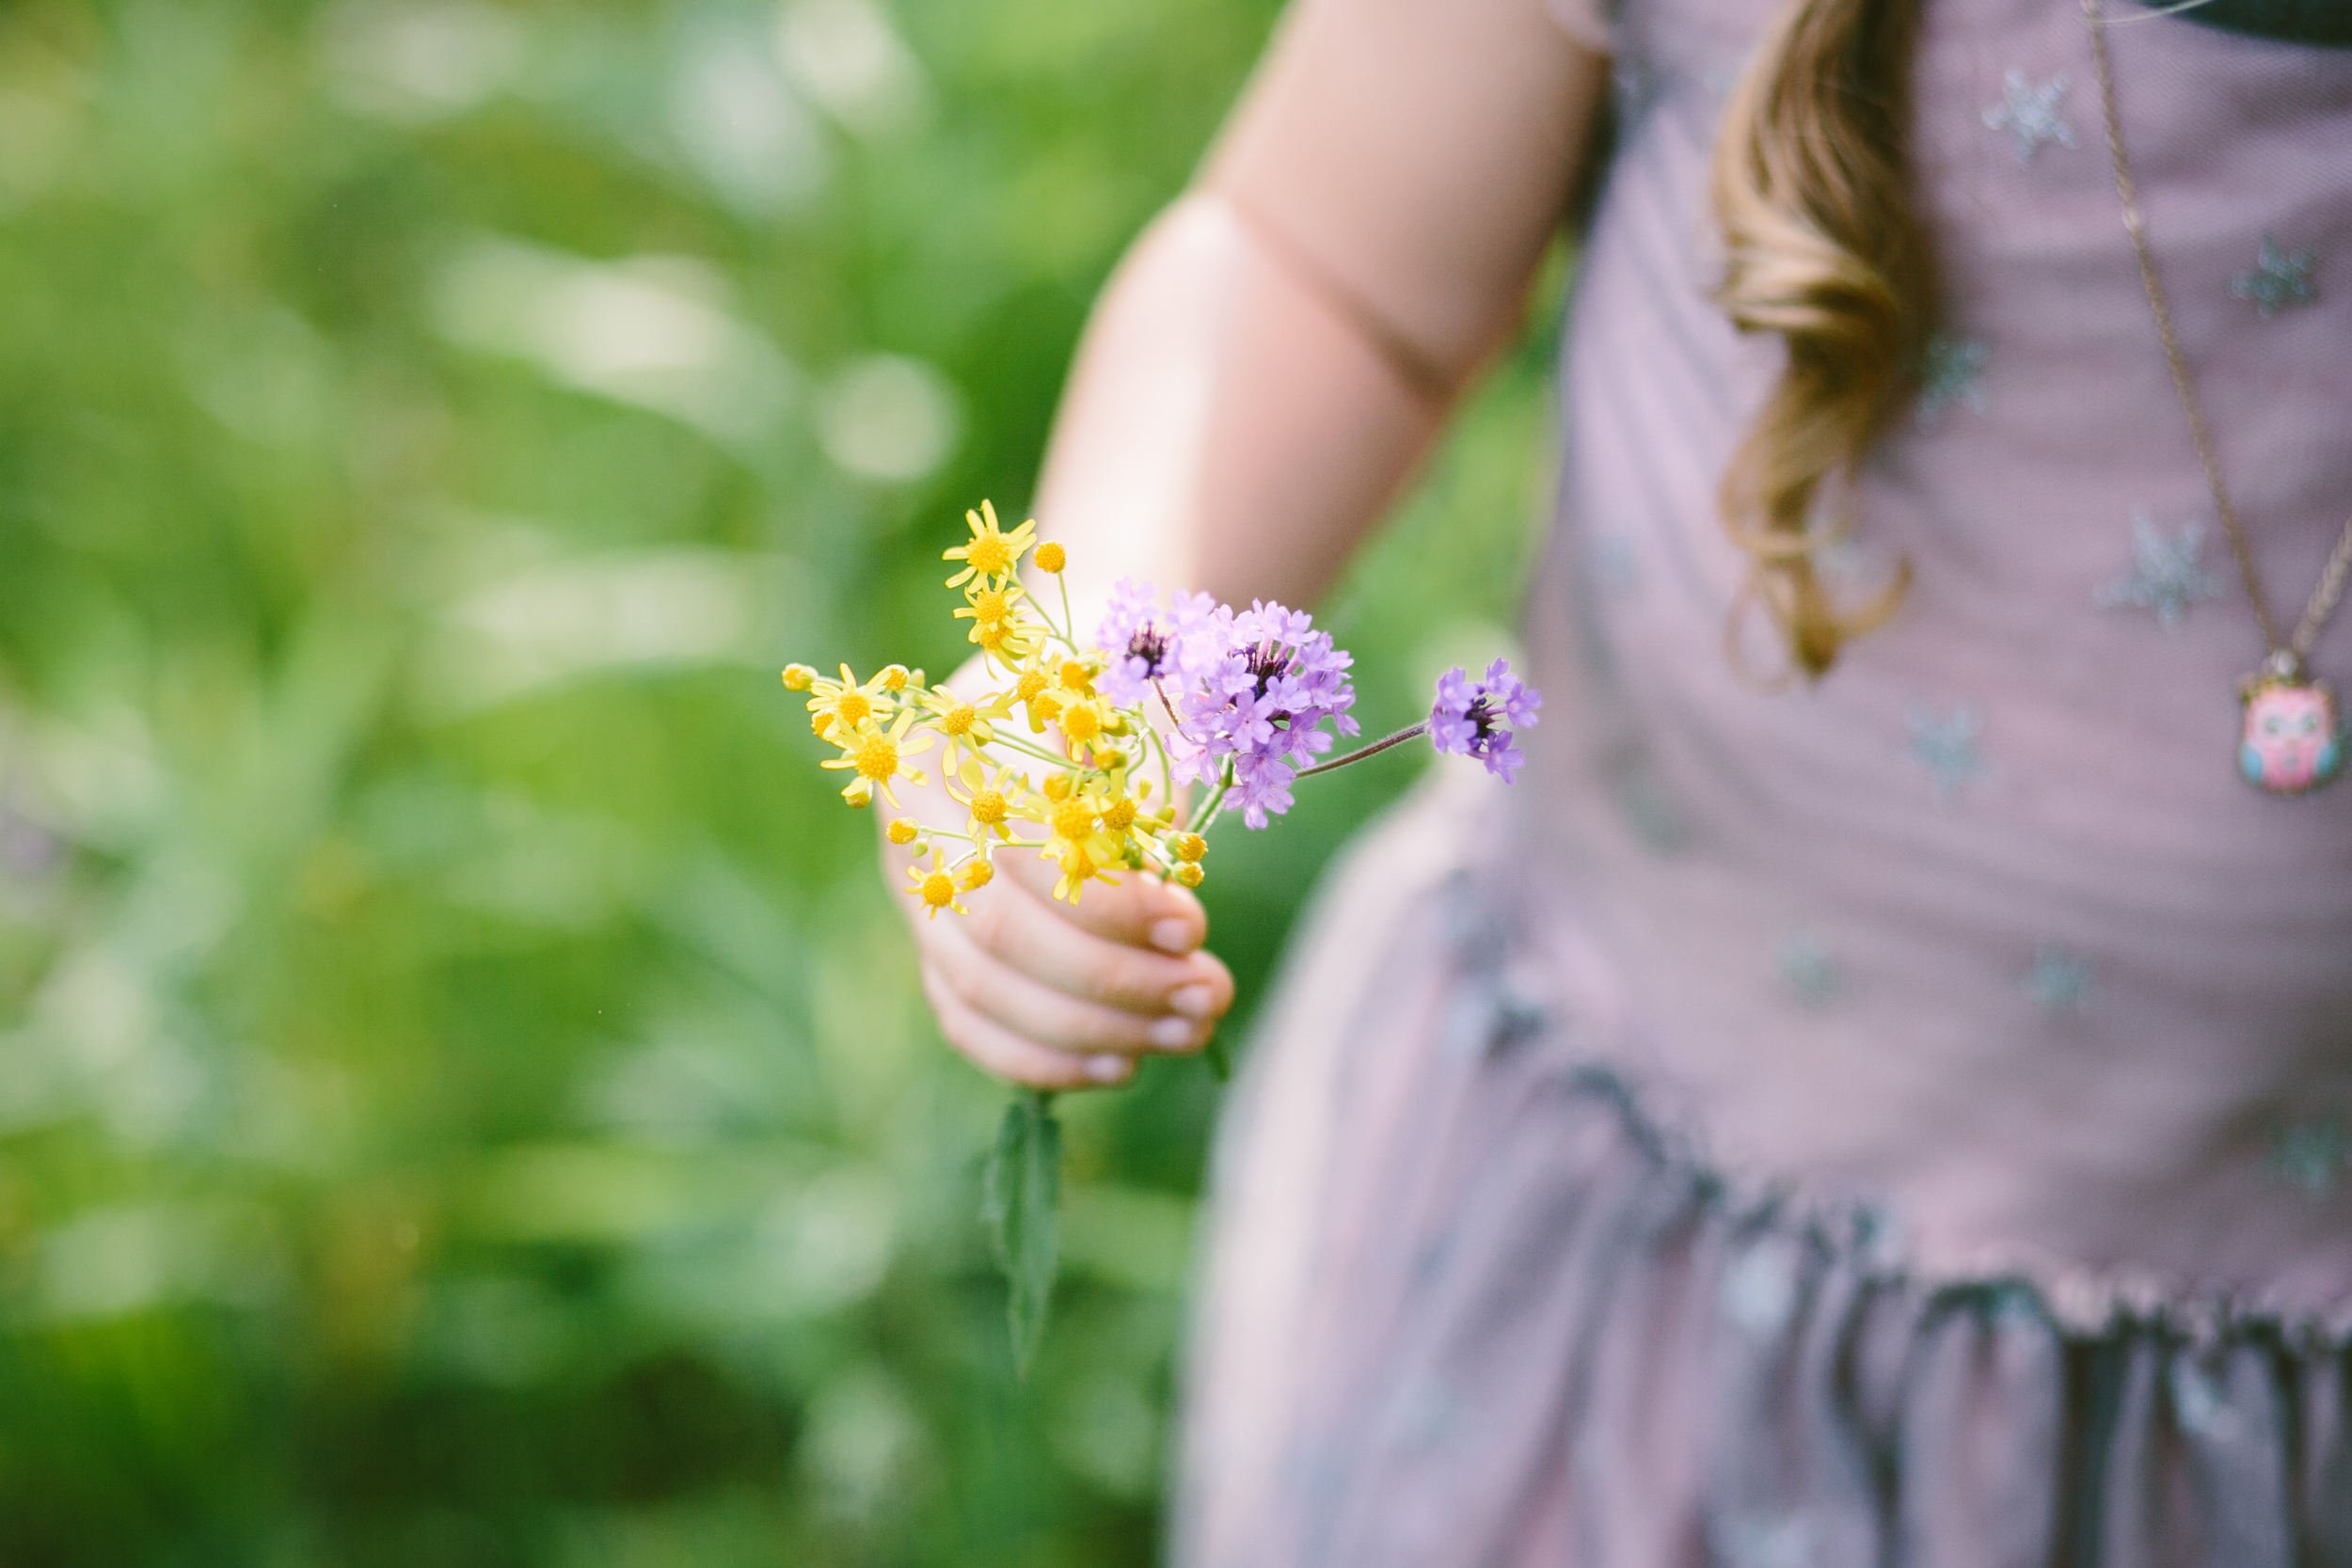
[890,0,2352,1556]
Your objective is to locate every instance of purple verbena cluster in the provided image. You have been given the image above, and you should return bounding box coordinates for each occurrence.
[1170,600,1359,829]
[1091,578,1220,707]
[1430,658,1541,782]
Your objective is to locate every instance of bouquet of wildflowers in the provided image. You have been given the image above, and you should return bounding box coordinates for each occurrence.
[785,502,1538,1367]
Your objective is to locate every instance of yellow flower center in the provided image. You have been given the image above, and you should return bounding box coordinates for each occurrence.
[970,589,1010,626]
[1100,797,1136,832]
[833,689,872,727]
[1060,705,1101,743]
[1174,832,1207,863]
[1015,670,1048,703]
[942,703,976,735]
[961,858,994,890]
[964,534,1013,578]
[886,817,918,845]
[921,871,957,908]
[1032,541,1066,574]
[882,665,909,690]
[969,789,1006,825]
[1058,659,1092,691]
[1051,800,1095,841]
[977,622,1010,650]
[855,734,899,781]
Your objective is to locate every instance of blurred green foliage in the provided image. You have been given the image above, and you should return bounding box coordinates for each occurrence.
[0,0,1559,1562]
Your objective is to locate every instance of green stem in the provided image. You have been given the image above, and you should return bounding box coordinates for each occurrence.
[1183,774,1230,837]
[1294,721,1429,778]
[985,732,1082,768]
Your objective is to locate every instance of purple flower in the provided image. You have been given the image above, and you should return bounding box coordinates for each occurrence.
[1169,599,1358,826]
[1429,657,1541,782]
[1092,578,1220,707]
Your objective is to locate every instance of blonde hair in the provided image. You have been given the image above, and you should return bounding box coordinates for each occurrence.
[1710,0,1934,681]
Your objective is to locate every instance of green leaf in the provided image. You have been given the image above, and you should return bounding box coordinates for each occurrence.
[981,1088,1062,1376]
[1202,1035,1231,1083]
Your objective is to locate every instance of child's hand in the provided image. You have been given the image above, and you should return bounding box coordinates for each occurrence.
[902,843,1232,1090]
[879,657,1233,1092]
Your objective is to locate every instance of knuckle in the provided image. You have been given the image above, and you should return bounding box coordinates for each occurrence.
[966,899,1018,958]
[1095,954,1161,1008]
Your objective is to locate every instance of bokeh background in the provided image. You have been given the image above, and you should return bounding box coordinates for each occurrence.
[0,1,1563,1562]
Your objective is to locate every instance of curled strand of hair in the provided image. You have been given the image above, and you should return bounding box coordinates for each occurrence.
[1711,0,1934,681]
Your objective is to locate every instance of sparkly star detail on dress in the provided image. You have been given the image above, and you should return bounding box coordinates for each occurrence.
[1907,705,1987,800]
[2229,233,2319,318]
[1589,532,1640,595]
[1982,70,2076,163]
[2021,942,2094,1015]
[1916,335,1990,428]
[2270,1117,2349,1200]
[1775,932,1842,1005]
[2094,511,2224,630]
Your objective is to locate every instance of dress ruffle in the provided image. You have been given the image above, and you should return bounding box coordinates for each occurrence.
[1175,781,2352,1568]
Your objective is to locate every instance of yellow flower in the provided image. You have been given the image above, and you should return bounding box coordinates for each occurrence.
[886,816,919,846]
[919,685,1016,776]
[1009,651,1073,733]
[805,664,899,744]
[820,709,934,810]
[955,580,1028,632]
[943,500,1038,589]
[1173,862,1204,888]
[1087,771,1163,867]
[1173,832,1207,863]
[971,612,1042,668]
[948,759,1026,842]
[905,848,967,918]
[782,663,817,690]
[955,585,1044,669]
[1032,540,1066,574]
[960,855,994,891]
[1019,780,1129,902]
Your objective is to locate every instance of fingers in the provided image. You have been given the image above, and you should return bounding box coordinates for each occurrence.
[928,914,1216,1057]
[994,847,1212,957]
[922,963,1137,1091]
[962,870,1232,1018]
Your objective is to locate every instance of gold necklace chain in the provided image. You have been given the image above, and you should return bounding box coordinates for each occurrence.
[2081,0,2352,674]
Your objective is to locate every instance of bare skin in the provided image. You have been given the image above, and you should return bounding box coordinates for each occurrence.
[885,0,1613,1090]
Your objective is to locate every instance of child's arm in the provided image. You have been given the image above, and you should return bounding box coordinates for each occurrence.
[1043,0,1612,610]
[898,0,1613,1091]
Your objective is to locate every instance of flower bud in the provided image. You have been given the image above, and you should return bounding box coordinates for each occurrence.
[1041,773,1073,801]
[1174,833,1207,863]
[881,664,910,690]
[1033,541,1067,573]
[887,817,919,845]
[782,664,817,690]
[1173,862,1204,888]
[961,858,994,890]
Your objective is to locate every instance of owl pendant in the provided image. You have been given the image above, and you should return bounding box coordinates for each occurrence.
[2238,670,2344,796]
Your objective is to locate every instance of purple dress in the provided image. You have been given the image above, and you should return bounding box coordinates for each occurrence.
[1176,0,2352,1560]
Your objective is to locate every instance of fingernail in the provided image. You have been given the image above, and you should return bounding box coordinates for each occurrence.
[1086,1054,1130,1083]
[1169,983,1216,1020]
[1149,1016,1195,1050]
[1150,918,1197,954]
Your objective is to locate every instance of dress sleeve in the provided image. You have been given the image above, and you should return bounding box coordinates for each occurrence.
[1544,0,1614,55]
